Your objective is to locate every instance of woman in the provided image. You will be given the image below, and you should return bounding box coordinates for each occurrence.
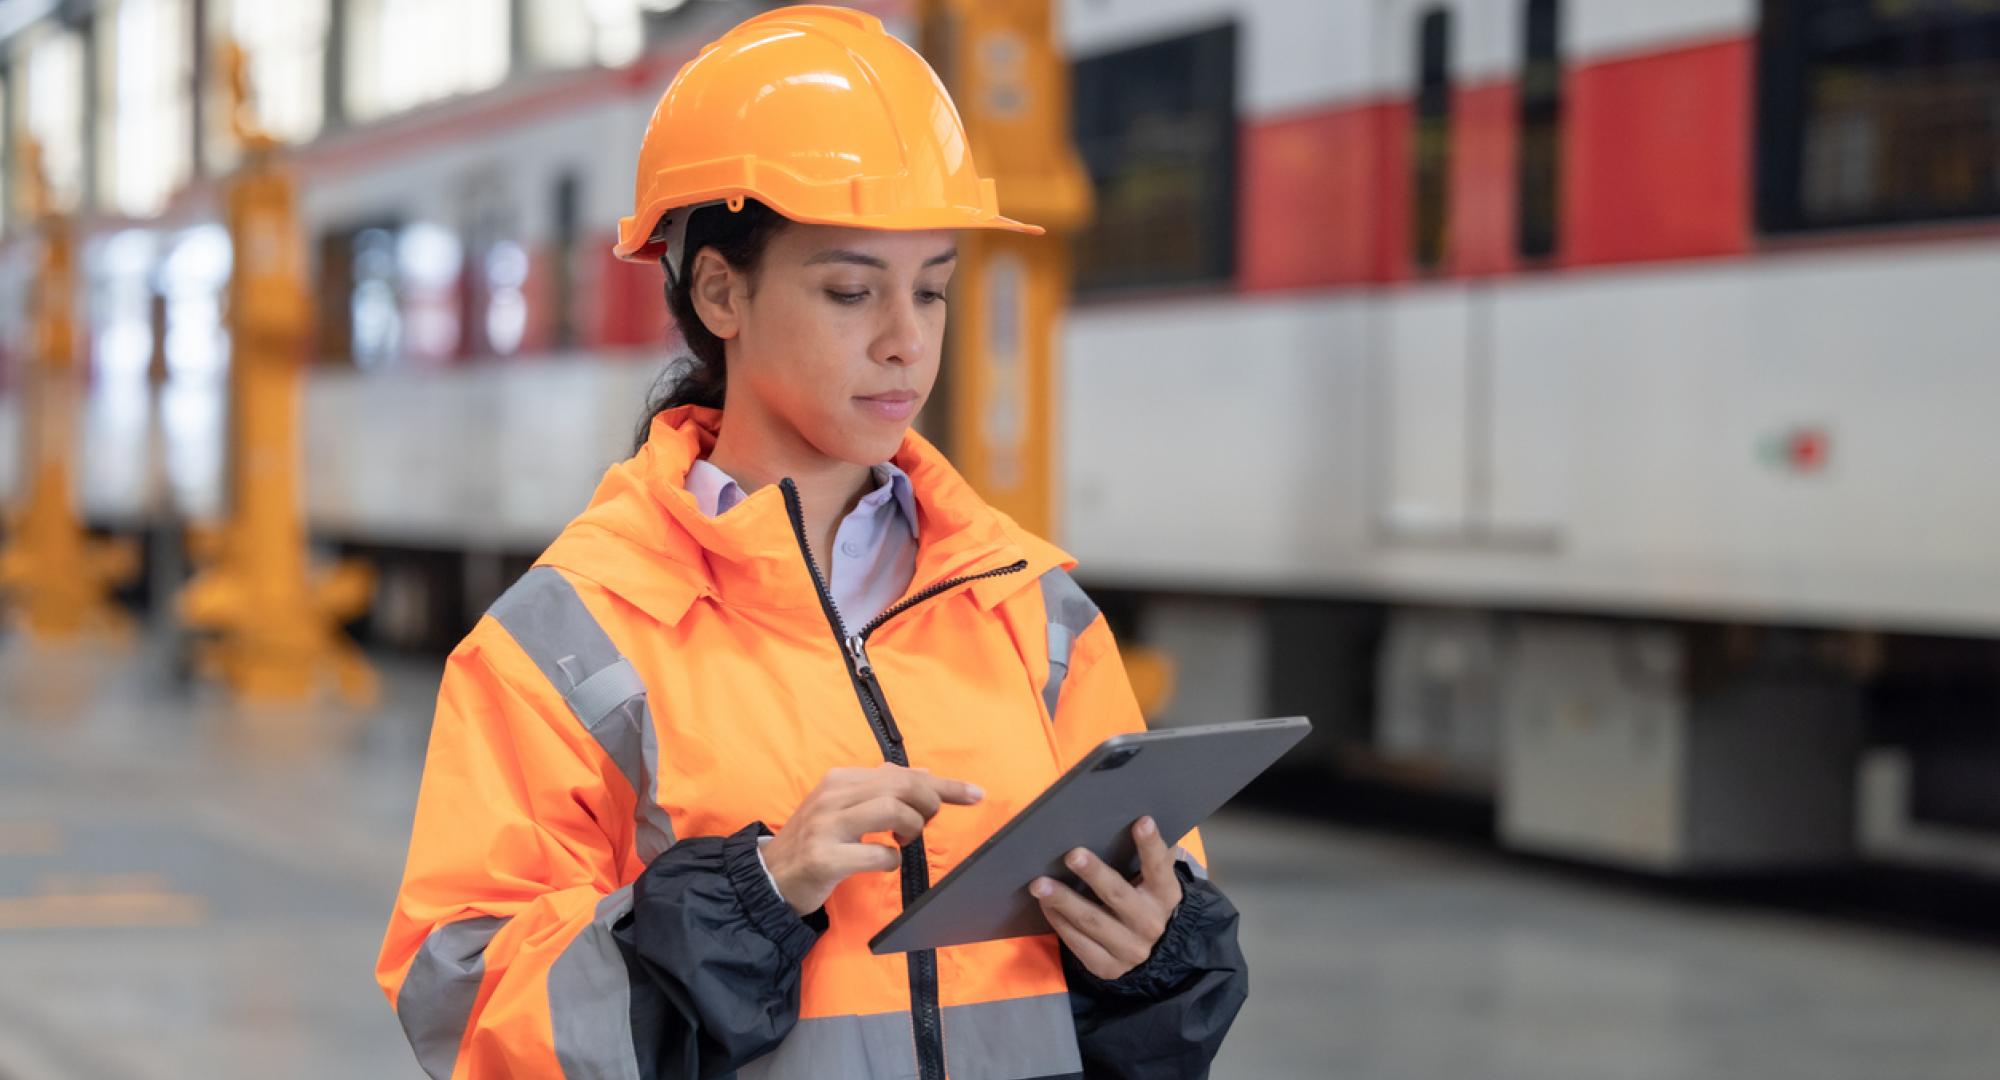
[378,7,1247,1078]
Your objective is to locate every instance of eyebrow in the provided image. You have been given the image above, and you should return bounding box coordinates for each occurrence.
[804,248,959,269]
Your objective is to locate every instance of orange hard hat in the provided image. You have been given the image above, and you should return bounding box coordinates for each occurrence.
[613,4,1042,263]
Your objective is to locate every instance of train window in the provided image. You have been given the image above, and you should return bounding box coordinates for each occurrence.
[314,228,356,365]
[551,172,580,349]
[1757,0,2000,233]
[18,25,86,210]
[344,0,509,123]
[1070,22,1237,296]
[204,0,331,174]
[97,0,195,218]
[1517,0,1562,260]
[1413,7,1452,271]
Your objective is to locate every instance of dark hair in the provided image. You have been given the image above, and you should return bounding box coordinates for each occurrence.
[632,198,789,453]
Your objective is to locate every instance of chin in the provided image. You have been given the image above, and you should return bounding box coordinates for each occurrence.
[854,429,910,466]
[815,424,908,468]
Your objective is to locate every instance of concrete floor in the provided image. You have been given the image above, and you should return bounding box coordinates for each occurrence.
[2,636,1998,1079]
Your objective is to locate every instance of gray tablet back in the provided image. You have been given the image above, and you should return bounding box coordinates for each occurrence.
[870,716,1310,955]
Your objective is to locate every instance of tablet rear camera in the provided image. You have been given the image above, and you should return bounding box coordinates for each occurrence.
[1094,747,1142,772]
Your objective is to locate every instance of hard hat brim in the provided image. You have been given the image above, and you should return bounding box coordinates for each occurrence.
[614,200,1044,263]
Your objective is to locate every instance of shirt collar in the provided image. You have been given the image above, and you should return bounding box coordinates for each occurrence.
[867,460,921,540]
[683,458,747,517]
[684,458,919,540]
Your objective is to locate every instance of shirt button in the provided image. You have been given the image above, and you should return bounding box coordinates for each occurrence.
[841,541,863,558]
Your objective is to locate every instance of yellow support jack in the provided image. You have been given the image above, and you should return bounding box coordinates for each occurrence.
[920,1,1177,718]
[177,42,375,707]
[921,0,1093,540]
[0,137,139,643]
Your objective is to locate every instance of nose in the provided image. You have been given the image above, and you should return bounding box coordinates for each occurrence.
[870,295,925,366]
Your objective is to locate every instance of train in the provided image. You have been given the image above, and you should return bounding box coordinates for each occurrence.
[2,0,1997,873]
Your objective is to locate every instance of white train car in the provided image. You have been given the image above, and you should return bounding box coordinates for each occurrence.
[2,0,1996,871]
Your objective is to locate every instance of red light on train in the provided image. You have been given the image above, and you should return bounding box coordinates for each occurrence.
[1788,427,1830,473]
[1757,427,1832,474]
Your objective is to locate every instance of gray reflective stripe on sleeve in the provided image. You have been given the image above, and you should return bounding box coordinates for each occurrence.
[736,1010,917,1080]
[942,993,1083,1080]
[1176,846,1210,881]
[1037,568,1100,720]
[567,658,645,730]
[490,566,675,862]
[549,885,641,1080]
[736,995,1080,1080]
[396,915,510,1080]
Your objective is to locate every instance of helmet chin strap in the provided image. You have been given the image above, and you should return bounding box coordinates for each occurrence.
[658,200,726,288]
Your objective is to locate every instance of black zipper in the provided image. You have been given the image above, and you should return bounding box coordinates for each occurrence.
[780,478,1027,1080]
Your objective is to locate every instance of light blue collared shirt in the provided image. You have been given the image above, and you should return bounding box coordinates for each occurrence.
[684,458,921,630]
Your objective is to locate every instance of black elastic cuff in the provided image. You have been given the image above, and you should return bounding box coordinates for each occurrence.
[722,822,827,961]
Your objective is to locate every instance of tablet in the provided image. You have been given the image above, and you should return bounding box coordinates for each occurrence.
[869,716,1311,955]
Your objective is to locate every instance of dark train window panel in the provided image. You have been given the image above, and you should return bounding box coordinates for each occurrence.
[1758,0,2000,233]
[1413,7,1453,272]
[1518,0,1562,261]
[1070,23,1237,296]
[552,171,581,349]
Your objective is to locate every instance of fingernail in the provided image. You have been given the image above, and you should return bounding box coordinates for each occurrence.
[1138,816,1157,837]
[967,784,985,801]
[1031,879,1052,898]
[1068,849,1089,869]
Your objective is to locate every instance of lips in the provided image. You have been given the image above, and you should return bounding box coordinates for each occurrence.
[855,390,920,421]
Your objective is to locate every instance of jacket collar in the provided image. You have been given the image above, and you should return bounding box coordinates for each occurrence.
[536,406,1072,628]
[685,456,921,542]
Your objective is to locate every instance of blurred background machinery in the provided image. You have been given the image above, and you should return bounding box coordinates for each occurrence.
[0,0,1995,875]
[0,133,134,640]
[172,39,374,706]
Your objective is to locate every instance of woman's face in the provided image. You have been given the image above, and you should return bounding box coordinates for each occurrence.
[706,222,958,467]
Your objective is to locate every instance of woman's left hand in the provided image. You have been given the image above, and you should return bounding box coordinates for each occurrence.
[1029,815,1183,981]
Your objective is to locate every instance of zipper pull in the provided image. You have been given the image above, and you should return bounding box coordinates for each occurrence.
[845,634,873,678]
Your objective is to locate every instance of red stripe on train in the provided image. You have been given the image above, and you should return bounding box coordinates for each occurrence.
[1238,102,1406,290]
[1237,34,1754,291]
[1560,36,1753,268]
[1451,80,1519,278]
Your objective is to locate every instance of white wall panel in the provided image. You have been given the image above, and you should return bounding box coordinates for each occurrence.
[1060,293,1374,580]
[1062,0,1381,114]
[1489,265,1751,568]
[1569,0,1754,59]
[1380,287,1472,535]
[1065,241,2000,635]
[1485,289,1569,535]
[302,354,663,550]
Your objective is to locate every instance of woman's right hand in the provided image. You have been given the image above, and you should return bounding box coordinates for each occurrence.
[762,764,984,915]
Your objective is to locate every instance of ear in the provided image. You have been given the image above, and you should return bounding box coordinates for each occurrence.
[687,247,745,340]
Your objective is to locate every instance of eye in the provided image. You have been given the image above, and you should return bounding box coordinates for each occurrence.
[825,289,868,305]
[917,289,947,305]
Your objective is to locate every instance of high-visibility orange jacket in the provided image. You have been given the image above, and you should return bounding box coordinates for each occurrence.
[377,406,1247,1079]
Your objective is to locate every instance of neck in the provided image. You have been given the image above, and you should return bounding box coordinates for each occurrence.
[706,401,877,568]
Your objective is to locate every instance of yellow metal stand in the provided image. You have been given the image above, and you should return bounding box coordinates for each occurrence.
[177,43,375,706]
[921,2,1179,718]
[922,0,1093,540]
[0,138,138,642]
